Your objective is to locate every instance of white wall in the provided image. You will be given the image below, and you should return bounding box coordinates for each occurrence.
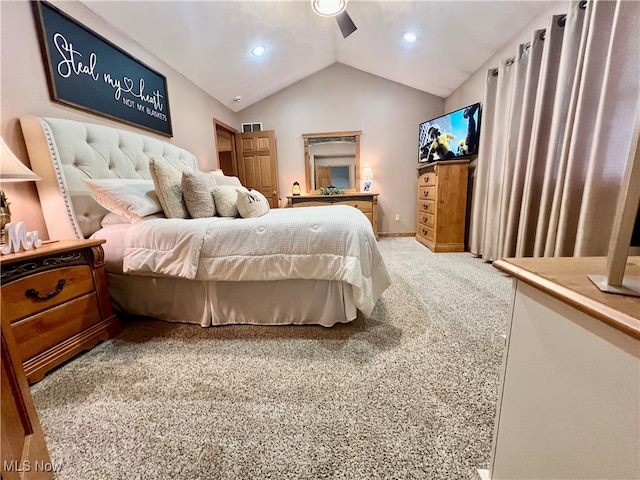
[0,0,236,238]
[445,1,568,112]
[237,63,443,235]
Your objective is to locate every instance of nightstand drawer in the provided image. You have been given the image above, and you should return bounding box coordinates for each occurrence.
[1,265,95,324]
[335,200,373,213]
[12,293,101,363]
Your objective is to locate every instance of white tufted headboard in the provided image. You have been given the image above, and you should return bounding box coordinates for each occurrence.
[20,116,198,240]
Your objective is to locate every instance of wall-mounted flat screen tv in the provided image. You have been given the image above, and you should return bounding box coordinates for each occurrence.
[418,102,481,163]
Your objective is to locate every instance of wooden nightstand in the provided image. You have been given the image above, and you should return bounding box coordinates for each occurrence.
[0,239,122,383]
[286,193,379,239]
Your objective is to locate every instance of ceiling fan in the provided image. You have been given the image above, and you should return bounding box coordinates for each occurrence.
[311,0,357,39]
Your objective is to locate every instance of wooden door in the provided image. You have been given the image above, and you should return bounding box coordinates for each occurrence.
[315,166,332,189]
[236,130,280,208]
[1,318,53,479]
[213,119,239,176]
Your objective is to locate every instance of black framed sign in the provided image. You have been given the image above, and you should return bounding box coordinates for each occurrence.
[33,1,173,137]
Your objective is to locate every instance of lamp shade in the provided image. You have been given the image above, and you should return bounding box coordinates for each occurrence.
[292,181,301,195]
[0,137,40,182]
[361,167,374,179]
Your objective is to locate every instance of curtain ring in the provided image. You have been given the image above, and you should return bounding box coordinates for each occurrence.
[491,69,499,77]
[539,30,546,41]
[523,42,531,53]
[558,15,566,27]
[579,1,587,9]
[505,57,515,67]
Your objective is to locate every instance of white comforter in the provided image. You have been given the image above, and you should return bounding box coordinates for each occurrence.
[122,206,390,316]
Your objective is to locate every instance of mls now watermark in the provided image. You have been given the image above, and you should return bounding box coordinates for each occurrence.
[3,460,63,473]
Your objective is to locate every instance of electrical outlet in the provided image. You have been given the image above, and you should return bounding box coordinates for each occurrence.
[395,214,400,222]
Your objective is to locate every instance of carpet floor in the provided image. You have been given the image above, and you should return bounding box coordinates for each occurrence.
[31,237,512,480]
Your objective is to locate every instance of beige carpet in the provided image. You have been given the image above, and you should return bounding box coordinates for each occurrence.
[31,237,512,480]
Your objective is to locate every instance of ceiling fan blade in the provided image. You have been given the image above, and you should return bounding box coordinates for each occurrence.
[336,10,357,38]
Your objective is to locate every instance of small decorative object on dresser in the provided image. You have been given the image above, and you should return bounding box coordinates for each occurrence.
[287,192,379,240]
[416,160,470,252]
[0,239,122,383]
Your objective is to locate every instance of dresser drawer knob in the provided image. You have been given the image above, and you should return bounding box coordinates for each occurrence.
[423,191,429,197]
[25,279,66,300]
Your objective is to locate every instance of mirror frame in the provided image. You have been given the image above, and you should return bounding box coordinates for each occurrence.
[303,130,361,193]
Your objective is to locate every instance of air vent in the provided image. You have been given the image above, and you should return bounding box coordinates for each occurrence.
[241,122,263,133]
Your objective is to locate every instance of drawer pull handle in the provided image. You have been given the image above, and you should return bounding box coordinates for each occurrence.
[423,191,429,197]
[25,279,66,300]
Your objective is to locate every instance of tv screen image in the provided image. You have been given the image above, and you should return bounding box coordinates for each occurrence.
[418,102,481,163]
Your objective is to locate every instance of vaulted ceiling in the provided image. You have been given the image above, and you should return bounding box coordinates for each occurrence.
[81,1,555,112]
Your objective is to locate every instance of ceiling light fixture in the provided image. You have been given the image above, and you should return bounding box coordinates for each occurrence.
[311,0,347,17]
[403,32,417,43]
[251,45,266,56]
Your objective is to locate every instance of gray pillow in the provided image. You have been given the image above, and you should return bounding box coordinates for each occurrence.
[182,170,217,218]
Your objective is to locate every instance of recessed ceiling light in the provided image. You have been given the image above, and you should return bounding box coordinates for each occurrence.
[252,45,266,56]
[311,0,346,17]
[403,32,417,43]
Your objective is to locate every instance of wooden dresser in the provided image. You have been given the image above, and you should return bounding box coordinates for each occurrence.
[415,160,469,252]
[287,193,379,239]
[0,239,122,383]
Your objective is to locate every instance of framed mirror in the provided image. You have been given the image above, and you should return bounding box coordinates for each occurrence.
[303,131,361,193]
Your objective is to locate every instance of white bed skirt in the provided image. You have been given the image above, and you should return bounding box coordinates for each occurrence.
[106,273,357,327]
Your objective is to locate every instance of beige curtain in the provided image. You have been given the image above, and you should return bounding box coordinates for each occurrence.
[470,0,640,261]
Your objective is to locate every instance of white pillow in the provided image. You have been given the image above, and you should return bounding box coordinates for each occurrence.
[213,185,248,217]
[149,157,192,219]
[214,175,242,187]
[101,212,131,225]
[84,179,163,222]
[236,189,270,218]
[181,170,217,218]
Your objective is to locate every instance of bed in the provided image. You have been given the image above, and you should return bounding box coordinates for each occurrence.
[19,116,391,327]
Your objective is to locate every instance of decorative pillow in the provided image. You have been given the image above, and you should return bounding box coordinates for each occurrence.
[101,212,131,226]
[149,157,192,218]
[182,170,217,218]
[212,185,248,217]
[236,189,270,218]
[214,175,242,187]
[84,179,163,222]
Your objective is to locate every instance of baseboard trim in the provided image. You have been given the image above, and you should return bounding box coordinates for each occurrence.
[378,232,415,238]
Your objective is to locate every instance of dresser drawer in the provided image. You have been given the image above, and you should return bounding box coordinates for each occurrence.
[12,293,101,363]
[419,186,436,201]
[2,265,95,324]
[421,225,434,241]
[335,199,373,213]
[418,200,436,215]
[418,212,435,229]
[291,201,327,207]
[420,172,437,187]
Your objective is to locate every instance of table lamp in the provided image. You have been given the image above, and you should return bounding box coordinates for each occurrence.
[0,137,41,245]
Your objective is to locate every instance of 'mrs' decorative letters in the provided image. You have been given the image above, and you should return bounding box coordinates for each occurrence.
[1,222,43,255]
